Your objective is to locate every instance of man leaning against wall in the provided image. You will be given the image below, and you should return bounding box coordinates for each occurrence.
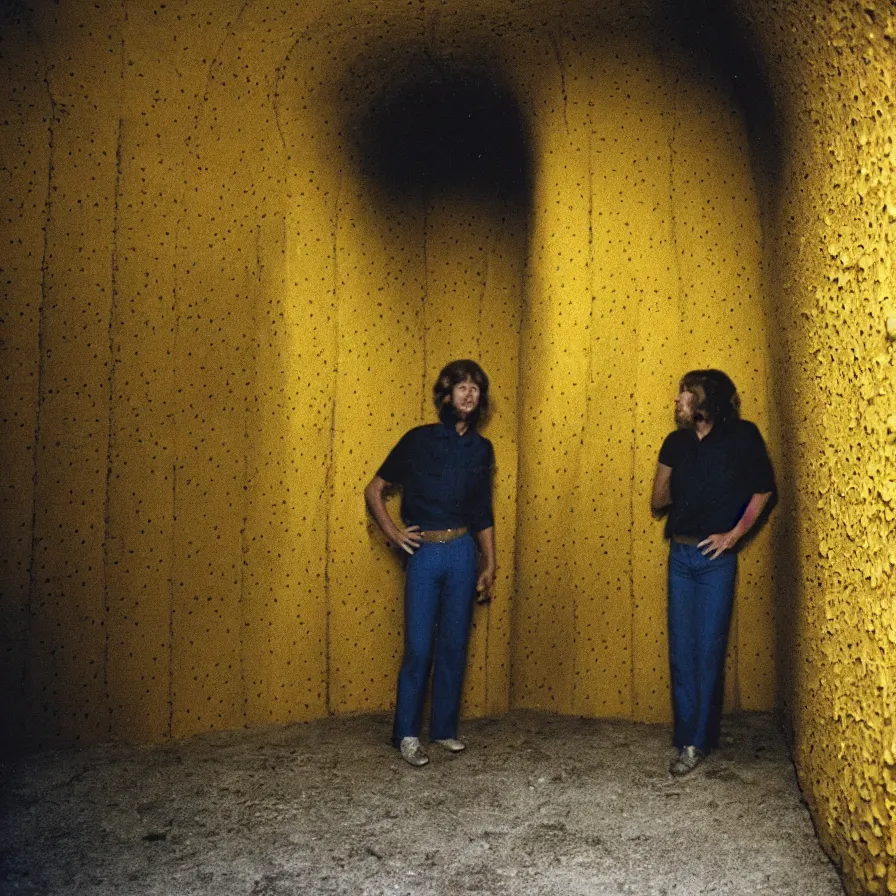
[364,360,496,768]
[651,369,776,776]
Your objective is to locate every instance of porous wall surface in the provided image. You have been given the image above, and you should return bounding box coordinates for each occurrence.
[0,0,532,749]
[1,0,894,891]
[506,21,776,722]
[0,0,778,756]
[734,1,896,892]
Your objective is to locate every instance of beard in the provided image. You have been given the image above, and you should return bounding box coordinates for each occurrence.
[439,400,480,428]
[675,408,699,429]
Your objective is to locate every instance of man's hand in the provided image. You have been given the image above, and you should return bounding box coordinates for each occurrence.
[475,565,495,604]
[394,525,422,555]
[472,526,496,604]
[698,532,738,560]
[697,492,773,560]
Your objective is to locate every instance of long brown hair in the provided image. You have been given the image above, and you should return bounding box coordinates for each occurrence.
[680,369,740,424]
[433,359,490,427]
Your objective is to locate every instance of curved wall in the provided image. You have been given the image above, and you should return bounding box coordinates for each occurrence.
[508,25,776,721]
[0,0,775,744]
[2,2,895,893]
[732,2,896,892]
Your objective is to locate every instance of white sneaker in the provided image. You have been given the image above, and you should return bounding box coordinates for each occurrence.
[434,738,466,753]
[399,736,430,767]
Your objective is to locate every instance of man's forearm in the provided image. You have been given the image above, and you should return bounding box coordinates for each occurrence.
[731,491,773,540]
[364,477,400,543]
[698,491,774,559]
[474,526,496,571]
[651,463,672,515]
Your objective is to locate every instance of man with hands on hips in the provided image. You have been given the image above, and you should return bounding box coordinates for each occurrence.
[365,360,496,767]
[651,369,776,776]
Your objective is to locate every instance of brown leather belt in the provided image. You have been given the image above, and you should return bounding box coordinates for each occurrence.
[417,527,468,544]
[672,534,703,546]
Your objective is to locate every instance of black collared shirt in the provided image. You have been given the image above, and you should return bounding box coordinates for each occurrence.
[377,422,495,533]
[659,418,776,540]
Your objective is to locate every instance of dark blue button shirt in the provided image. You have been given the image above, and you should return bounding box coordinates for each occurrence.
[659,418,776,540]
[377,423,495,533]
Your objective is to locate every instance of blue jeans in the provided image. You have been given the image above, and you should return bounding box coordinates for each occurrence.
[393,534,478,743]
[667,541,738,752]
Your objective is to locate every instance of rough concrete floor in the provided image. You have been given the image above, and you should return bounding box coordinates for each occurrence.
[1,711,844,896]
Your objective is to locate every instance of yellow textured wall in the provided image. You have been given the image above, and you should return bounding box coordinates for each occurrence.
[733,1,896,892]
[3,1,895,892]
[0,0,533,748]
[508,28,776,721]
[0,0,775,749]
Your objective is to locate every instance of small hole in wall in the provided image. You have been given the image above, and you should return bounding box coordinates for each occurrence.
[352,58,532,204]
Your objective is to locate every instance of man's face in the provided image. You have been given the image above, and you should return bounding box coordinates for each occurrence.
[674,384,701,429]
[450,377,481,419]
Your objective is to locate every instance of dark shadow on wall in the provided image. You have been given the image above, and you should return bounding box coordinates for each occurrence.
[657,0,783,197]
[347,54,533,208]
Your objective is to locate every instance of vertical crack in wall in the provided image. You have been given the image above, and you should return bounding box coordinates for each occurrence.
[168,210,186,739]
[237,222,265,723]
[628,214,640,717]
[322,171,343,715]
[478,220,498,710]
[549,29,570,135]
[420,194,430,420]
[509,225,529,711]
[192,0,251,138]
[102,115,125,733]
[476,224,493,345]
[167,215,182,740]
[421,0,439,58]
[24,32,57,750]
[575,126,597,710]
[271,62,289,152]
[664,71,685,328]
[162,0,186,738]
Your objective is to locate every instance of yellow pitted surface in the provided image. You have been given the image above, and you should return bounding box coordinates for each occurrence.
[508,28,775,721]
[733,2,896,892]
[0,1,893,892]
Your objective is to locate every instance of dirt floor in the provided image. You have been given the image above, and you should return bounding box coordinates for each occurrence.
[1,711,844,896]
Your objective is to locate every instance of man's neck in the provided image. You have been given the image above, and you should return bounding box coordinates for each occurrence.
[694,419,714,441]
[455,420,469,436]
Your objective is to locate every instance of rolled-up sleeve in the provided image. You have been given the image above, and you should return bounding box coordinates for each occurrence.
[658,430,681,468]
[376,430,414,485]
